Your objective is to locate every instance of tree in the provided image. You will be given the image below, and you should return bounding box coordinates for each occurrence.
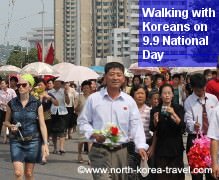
[7,46,38,67]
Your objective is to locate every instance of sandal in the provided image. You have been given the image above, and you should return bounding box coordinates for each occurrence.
[78,154,83,163]
[59,150,66,155]
[41,160,47,165]
[52,150,58,154]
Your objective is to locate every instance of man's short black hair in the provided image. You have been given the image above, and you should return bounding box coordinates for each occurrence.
[1,78,9,84]
[203,69,212,76]
[172,74,181,80]
[190,73,207,89]
[37,78,47,85]
[148,89,159,99]
[154,74,164,82]
[104,62,124,74]
[212,71,217,76]
[81,80,91,88]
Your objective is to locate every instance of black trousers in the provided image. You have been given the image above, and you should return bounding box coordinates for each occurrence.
[186,134,214,180]
[0,110,6,136]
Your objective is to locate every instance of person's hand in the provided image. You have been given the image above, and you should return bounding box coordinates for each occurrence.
[212,163,219,179]
[42,144,50,158]
[10,124,19,133]
[91,133,106,143]
[138,148,148,161]
[43,94,52,101]
[182,84,186,91]
[194,120,200,132]
[166,106,175,115]
[147,145,155,158]
[153,112,159,127]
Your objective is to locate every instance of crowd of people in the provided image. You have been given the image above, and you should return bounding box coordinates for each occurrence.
[1,62,219,180]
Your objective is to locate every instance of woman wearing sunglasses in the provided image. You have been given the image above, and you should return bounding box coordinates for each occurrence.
[4,74,49,180]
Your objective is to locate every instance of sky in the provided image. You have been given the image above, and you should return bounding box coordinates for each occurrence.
[0,0,53,46]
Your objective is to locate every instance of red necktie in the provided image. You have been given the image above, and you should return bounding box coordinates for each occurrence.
[201,103,208,135]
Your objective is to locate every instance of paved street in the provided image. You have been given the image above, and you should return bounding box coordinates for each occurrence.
[0,133,192,180]
[0,132,92,180]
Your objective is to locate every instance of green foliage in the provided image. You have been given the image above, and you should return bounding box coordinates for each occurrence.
[7,46,38,67]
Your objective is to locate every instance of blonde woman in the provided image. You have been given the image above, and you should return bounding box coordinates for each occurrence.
[4,74,49,180]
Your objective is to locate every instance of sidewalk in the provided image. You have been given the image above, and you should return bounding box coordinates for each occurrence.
[0,133,192,180]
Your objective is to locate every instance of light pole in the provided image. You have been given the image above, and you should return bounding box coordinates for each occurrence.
[39,0,45,62]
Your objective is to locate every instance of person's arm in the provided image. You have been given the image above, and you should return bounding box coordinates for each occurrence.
[64,88,70,105]
[149,108,158,131]
[3,104,19,132]
[38,105,49,156]
[129,101,149,160]
[3,105,12,127]
[211,139,219,179]
[167,106,184,125]
[147,131,157,158]
[184,99,198,133]
[207,107,219,178]
[77,97,95,139]
[47,93,59,106]
[73,93,79,110]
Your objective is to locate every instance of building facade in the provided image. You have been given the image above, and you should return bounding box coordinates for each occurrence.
[54,0,93,66]
[110,28,130,57]
[94,0,128,59]
[20,27,54,49]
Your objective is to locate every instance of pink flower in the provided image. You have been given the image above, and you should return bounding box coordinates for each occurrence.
[187,135,211,172]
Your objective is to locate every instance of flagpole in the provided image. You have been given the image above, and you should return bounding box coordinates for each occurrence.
[40,0,45,63]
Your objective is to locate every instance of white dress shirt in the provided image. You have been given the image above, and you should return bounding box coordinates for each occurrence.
[49,88,68,115]
[77,88,149,150]
[207,105,219,163]
[184,92,218,134]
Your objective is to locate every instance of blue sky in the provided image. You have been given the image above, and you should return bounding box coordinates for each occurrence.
[0,0,53,46]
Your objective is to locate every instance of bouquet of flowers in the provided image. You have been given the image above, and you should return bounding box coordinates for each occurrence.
[187,132,211,172]
[31,86,44,100]
[93,123,120,145]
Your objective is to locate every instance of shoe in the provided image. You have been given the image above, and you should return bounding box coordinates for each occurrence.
[78,154,83,163]
[40,160,47,165]
[59,150,66,155]
[52,150,58,154]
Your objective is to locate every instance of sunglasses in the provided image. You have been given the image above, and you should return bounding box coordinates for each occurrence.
[17,83,28,88]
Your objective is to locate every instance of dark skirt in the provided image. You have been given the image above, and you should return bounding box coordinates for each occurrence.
[45,119,52,137]
[155,156,185,180]
[10,137,42,163]
[51,114,67,137]
[66,107,77,129]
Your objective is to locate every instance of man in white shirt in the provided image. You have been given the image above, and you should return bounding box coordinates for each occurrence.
[78,62,148,180]
[207,106,219,179]
[184,73,218,180]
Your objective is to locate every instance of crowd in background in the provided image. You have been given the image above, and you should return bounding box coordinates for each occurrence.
[0,65,219,180]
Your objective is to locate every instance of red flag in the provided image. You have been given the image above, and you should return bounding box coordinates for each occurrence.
[36,42,42,61]
[45,43,54,65]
